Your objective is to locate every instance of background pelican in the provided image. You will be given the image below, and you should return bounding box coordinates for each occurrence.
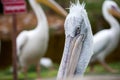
[17,0,67,79]
[90,0,120,73]
[57,0,93,79]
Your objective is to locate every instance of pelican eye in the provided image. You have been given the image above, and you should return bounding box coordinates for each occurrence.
[75,27,80,36]
[75,19,84,36]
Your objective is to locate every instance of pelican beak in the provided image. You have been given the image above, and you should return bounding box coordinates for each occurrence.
[36,0,67,17]
[57,34,85,79]
[109,7,120,19]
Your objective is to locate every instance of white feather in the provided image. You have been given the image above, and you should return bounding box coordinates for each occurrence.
[40,58,53,68]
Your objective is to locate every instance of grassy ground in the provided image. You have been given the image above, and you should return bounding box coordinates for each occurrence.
[0,62,120,80]
[86,62,120,75]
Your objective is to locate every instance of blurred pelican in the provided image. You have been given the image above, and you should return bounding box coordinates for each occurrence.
[90,0,120,73]
[17,0,67,79]
[57,0,93,79]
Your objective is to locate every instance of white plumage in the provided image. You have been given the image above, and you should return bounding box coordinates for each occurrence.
[57,0,93,79]
[17,0,49,68]
[40,57,53,68]
[90,0,120,73]
[16,0,67,78]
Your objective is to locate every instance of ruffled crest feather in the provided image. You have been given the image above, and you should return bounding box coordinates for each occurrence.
[69,0,86,14]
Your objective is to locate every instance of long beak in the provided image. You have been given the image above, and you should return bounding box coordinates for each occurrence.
[36,0,67,17]
[57,34,84,79]
[109,8,120,19]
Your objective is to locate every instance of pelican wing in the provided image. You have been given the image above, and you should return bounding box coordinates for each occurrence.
[93,31,110,56]
[17,31,28,56]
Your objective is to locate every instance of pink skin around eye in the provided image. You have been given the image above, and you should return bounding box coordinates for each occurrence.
[111,5,117,10]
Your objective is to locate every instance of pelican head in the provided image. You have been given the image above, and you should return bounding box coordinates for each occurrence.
[57,0,93,79]
[36,0,67,17]
[64,2,87,38]
[103,0,120,19]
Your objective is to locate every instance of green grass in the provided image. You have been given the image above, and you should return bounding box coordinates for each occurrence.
[0,62,120,80]
[0,64,59,80]
[86,62,120,75]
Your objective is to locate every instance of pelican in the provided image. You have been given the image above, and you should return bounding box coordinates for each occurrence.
[90,0,120,73]
[57,0,93,79]
[17,0,67,79]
